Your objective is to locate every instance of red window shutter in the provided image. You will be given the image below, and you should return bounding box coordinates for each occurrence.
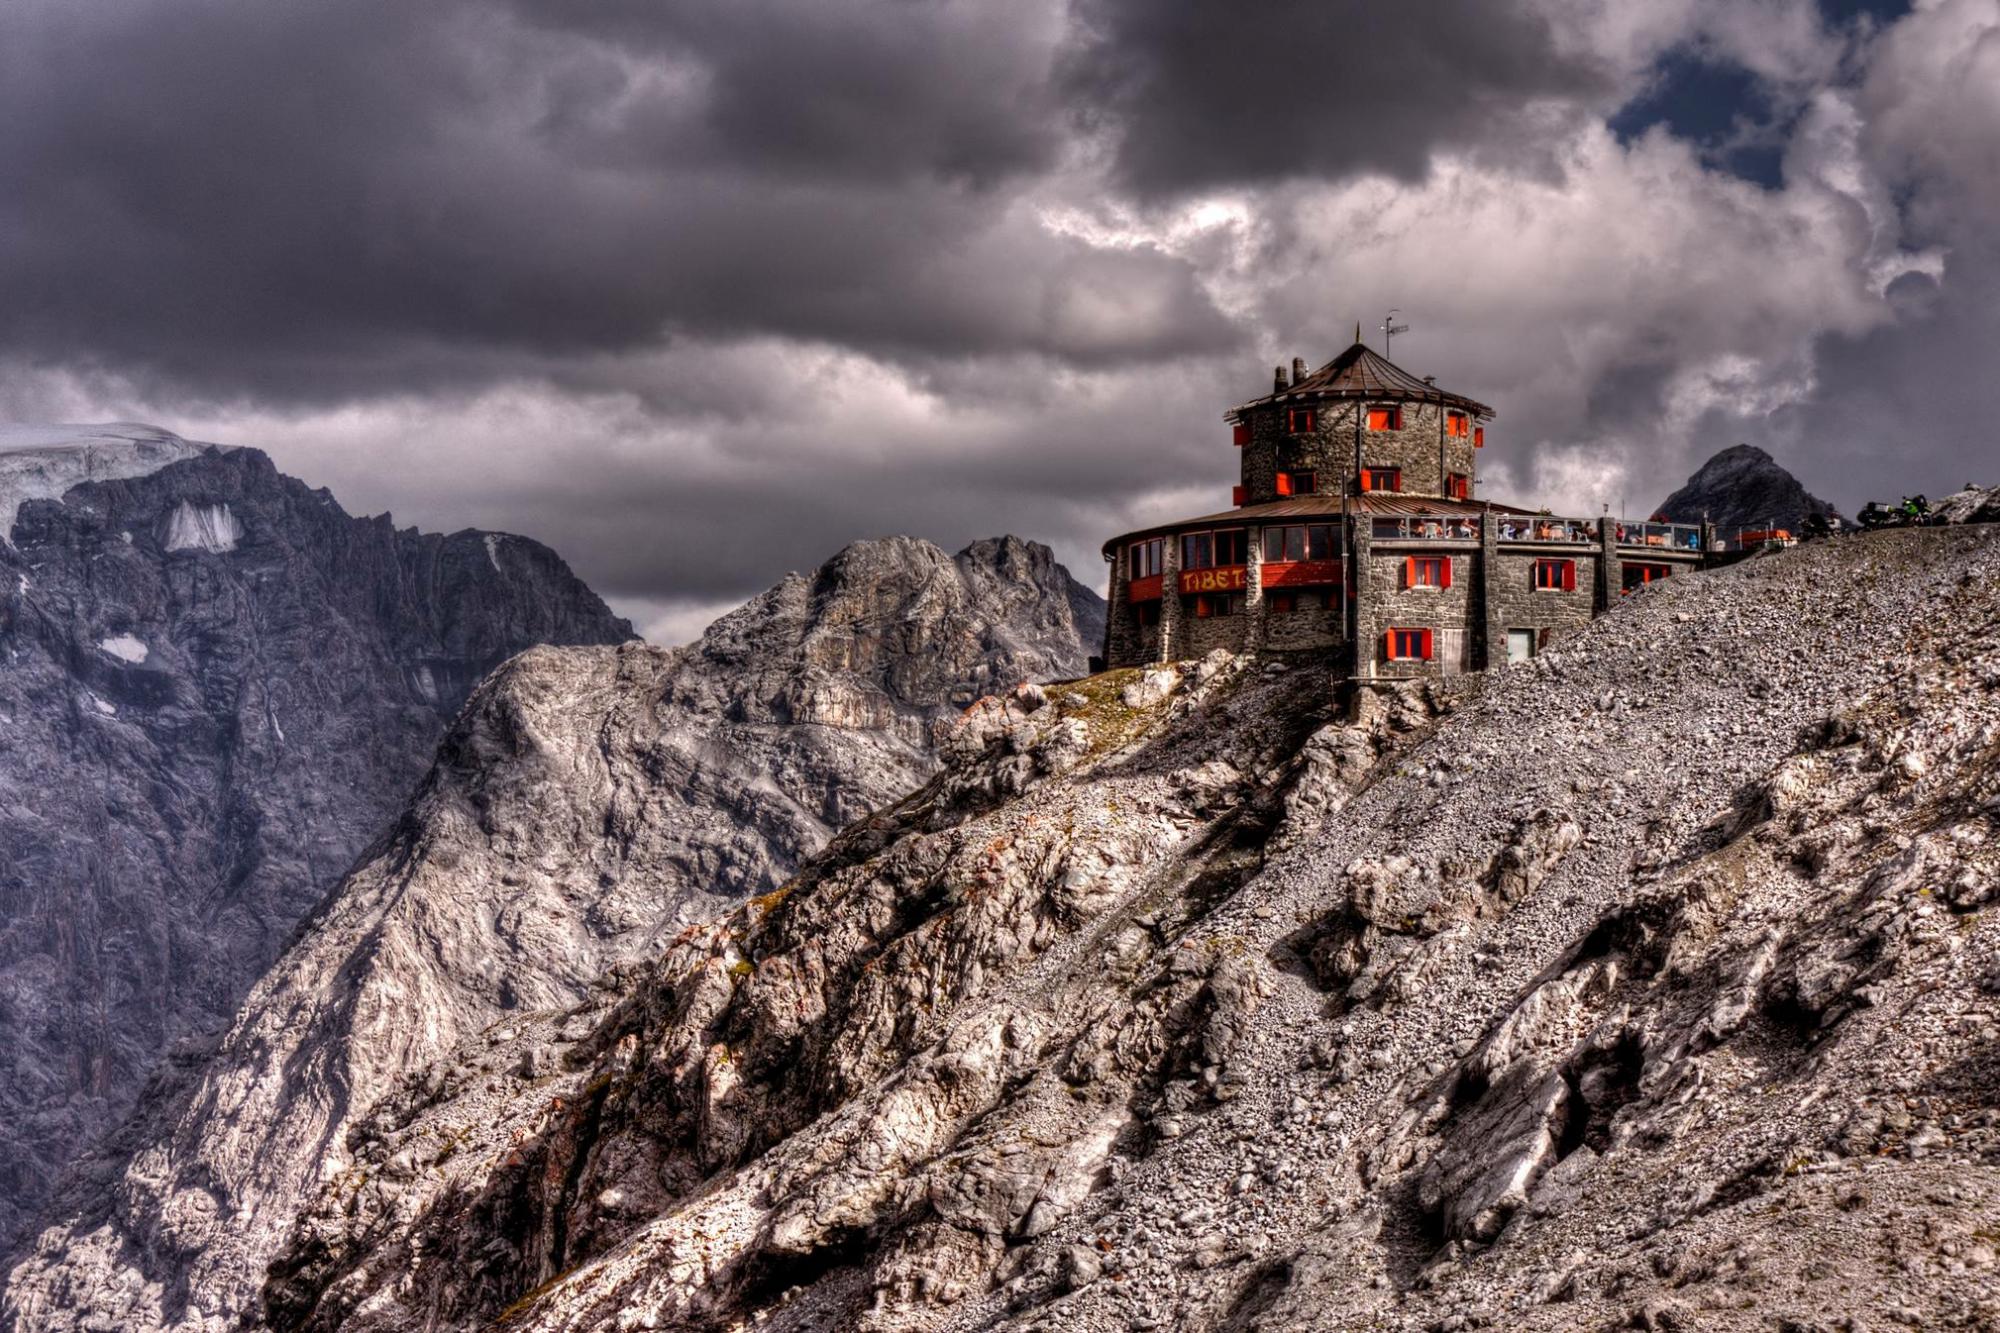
[1420,629,1435,660]
[1233,423,1250,447]
[1562,560,1576,592]
[1404,556,1415,588]
[1440,557,1453,589]
[1231,485,1246,506]
[1276,473,1293,497]
[1474,427,1485,448]
[1383,630,1396,660]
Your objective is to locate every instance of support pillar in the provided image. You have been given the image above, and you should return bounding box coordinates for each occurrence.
[1478,503,1500,670]
[1350,514,1374,679]
[1244,524,1266,654]
[1597,517,1621,613]
[1158,536,1183,664]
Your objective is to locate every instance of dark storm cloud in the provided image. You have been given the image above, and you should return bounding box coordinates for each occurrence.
[1060,0,1616,197]
[6,0,1998,642]
[0,0,1235,406]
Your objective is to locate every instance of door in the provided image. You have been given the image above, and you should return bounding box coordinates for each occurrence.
[1506,629,1535,664]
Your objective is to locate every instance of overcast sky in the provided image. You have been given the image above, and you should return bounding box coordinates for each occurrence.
[1,0,1993,642]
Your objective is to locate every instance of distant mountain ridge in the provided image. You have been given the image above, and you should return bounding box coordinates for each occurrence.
[2,530,1104,1331]
[1654,442,1841,534]
[0,427,635,1247]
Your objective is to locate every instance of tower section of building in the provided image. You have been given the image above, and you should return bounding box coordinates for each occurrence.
[1231,341,1492,506]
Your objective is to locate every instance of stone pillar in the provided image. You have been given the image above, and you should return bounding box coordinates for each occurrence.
[1244,524,1266,654]
[1350,513,1374,679]
[1479,504,1501,670]
[1158,535,1183,664]
[1102,553,1127,667]
[1597,516,1620,613]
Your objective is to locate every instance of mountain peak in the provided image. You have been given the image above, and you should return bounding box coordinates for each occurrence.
[1654,442,1841,532]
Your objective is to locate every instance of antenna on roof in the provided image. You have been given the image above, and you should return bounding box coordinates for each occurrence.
[1381,309,1410,359]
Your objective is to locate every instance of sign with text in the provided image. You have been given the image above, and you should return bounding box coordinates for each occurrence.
[1178,565,1247,595]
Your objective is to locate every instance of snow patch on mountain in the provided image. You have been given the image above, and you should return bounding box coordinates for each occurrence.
[0,424,215,544]
[97,635,149,664]
[161,501,244,553]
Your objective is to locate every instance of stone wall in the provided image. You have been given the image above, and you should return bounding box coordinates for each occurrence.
[1261,600,1344,651]
[1486,549,1599,657]
[1240,400,1479,503]
[1181,602,1252,657]
[1363,546,1475,678]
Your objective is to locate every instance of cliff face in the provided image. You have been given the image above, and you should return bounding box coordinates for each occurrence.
[136,527,2000,1333]
[1654,442,1842,534]
[1,531,1102,1332]
[0,429,636,1250]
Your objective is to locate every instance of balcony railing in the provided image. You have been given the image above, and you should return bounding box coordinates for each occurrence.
[1493,516,1596,544]
[1615,521,1704,553]
[1371,516,1481,542]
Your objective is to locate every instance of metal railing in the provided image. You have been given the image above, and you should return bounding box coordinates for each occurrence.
[1371,516,1481,542]
[1615,521,1704,553]
[1492,515,1596,544]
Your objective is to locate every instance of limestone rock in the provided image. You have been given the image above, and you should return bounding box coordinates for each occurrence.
[0,431,632,1246]
[0,528,1100,1331]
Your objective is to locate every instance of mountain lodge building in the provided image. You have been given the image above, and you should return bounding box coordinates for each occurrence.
[1100,338,1709,675]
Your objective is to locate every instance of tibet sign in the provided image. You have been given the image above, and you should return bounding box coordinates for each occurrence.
[1178,565,1247,594]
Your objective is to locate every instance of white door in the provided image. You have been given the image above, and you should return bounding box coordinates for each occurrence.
[1507,629,1535,664]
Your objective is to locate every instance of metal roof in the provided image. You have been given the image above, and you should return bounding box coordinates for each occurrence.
[1228,341,1495,421]
[1101,492,1551,553]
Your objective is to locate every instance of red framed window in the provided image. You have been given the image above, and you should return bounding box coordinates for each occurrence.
[1622,562,1672,592]
[1276,470,1317,497]
[1136,602,1161,628]
[1286,408,1317,434]
[1362,467,1401,493]
[1446,411,1469,438]
[1181,528,1247,569]
[1473,426,1485,448]
[1406,556,1450,589]
[1190,592,1244,619]
[1385,627,1433,661]
[1232,423,1251,447]
[1128,537,1164,579]
[1446,472,1470,501]
[1366,405,1403,431]
[1534,559,1577,592]
[1262,524,1336,562]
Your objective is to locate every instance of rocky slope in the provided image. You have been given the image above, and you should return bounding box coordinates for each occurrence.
[1,531,1102,1332]
[1656,443,1842,535]
[171,525,2000,1333]
[0,426,633,1246]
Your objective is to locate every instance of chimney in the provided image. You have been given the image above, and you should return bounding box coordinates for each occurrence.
[1291,357,1306,386]
[1274,366,1287,394]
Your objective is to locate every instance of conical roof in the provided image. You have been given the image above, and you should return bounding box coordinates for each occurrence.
[1229,341,1494,420]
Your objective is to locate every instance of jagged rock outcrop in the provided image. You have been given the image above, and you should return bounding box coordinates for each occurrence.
[0,426,633,1247]
[170,526,2000,1333]
[1655,443,1842,534]
[1,530,1102,1331]
[1934,483,2000,526]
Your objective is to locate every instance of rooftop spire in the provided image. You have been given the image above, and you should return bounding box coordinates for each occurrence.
[1355,321,1363,346]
